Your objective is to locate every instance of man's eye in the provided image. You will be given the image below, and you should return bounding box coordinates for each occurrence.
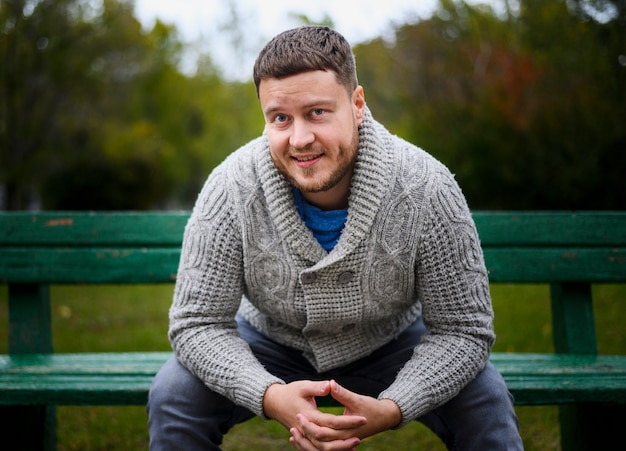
[312,109,325,117]
[274,114,288,123]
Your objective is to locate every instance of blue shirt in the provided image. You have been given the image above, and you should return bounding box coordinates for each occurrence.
[292,188,348,251]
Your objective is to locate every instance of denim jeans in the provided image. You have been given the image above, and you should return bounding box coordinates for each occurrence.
[147,317,523,450]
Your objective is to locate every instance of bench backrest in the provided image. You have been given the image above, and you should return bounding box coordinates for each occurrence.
[1,212,625,353]
[0,212,188,284]
[1,211,624,283]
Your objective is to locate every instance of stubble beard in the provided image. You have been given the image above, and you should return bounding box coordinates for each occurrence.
[276,124,360,194]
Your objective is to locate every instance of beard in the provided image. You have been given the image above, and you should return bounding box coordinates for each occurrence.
[276,123,360,194]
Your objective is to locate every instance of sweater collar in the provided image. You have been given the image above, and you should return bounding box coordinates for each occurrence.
[258,107,393,265]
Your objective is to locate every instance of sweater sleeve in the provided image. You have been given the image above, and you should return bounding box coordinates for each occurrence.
[378,168,494,427]
[168,172,284,418]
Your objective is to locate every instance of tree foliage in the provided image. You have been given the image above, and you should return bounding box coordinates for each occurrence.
[1,0,624,210]
[0,0,261,210]
[355,0,626,209]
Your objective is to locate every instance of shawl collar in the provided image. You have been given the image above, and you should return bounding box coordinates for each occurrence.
[257,108,393,267]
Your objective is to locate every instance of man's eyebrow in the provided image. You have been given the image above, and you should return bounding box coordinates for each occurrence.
[303,99,337,108]
[263,99,338,116]
[262,105,282,116]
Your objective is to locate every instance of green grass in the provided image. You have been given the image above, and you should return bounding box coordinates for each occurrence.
[0,283,624,450]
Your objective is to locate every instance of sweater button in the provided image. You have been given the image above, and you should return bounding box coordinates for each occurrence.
[342,323,356,332]
[301,272,317,284]
[338,271,354,284]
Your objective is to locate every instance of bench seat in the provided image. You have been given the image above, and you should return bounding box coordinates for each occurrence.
[0,352,171,405]
[2,352,625,406]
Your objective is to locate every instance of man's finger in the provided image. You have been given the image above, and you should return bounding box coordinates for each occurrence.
[329,380,360,407]
[292,419,361,451]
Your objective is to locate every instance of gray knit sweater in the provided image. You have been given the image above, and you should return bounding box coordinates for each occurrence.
[169,109,494,427]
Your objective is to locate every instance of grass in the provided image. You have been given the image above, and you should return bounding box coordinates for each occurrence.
[0,283,624,450]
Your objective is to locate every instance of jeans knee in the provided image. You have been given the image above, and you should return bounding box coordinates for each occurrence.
[148,356,205,413]
[480,362,516,406]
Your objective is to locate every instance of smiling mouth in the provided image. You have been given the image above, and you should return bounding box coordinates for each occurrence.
[292,154,323,167]
[293,154,321,162]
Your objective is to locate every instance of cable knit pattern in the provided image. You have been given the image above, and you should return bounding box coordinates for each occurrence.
[169,108,494,425]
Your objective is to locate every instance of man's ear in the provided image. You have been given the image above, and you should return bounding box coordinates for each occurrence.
[353,86,366,125]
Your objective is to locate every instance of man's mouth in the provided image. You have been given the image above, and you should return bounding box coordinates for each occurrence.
[292,154,322,166]
[293,154,320,162]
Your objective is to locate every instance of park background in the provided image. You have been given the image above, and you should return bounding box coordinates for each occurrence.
[1,0,625,449]
[2,0,625,212]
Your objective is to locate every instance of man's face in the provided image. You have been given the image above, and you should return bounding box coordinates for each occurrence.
[259,70,365,209]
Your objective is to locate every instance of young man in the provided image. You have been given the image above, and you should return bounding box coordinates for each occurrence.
[148,26,523,450]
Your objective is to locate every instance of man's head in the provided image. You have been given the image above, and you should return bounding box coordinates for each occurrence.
[253,26,358,97]
[254,27,366,211]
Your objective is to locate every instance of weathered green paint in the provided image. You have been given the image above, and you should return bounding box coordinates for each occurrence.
[2,353,624,406]
[0,247,180,284]
[550,282,597,355]
[0,211,625,451]
[0,212,189,246]
[8,284,53,354]
[4,284,55,450]
[0,247,623,284]
[472,211,626,246]
[2,211,625,246]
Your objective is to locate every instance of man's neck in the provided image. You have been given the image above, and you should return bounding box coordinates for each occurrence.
[299,169,353,211]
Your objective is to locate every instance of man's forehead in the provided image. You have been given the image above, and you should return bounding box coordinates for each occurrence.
[259,72,344,112]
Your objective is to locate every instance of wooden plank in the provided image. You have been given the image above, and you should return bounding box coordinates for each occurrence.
[0,247,180,284]
[0,353,171,406]
[0,212,189,246]
[483,247,626,282]
[2,211,626,247]
[473,212,626,246]
[1,353,625,406]
[551,283,597,354]
[1,246,624,284]
[3,285,56,451]
[0,352,171,373]
[8,284,53,354]
[6,352,622,378]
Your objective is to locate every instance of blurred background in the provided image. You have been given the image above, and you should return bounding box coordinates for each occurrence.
[1,0,625,212]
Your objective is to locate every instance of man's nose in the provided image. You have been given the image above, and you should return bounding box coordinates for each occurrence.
[289,120,315,149]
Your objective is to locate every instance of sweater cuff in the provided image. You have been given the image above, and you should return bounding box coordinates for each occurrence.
[234,367,285,418]
[378,383,434,428]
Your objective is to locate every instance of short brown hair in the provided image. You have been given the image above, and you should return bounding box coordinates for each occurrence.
[253,26,358,96]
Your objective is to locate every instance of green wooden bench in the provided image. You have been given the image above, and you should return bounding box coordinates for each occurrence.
[1,211,625,450]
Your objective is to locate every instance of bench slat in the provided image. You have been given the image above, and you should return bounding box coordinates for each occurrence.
[0,212,188,246]
[484,247,626,282]
[2,212,626,247]
[2,247,623,284]
[473,212,626,246]
[0,247,180,284]
[1,353,625,406]
[0,353,171,405]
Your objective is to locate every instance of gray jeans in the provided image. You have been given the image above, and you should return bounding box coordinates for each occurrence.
[147,318,523,450]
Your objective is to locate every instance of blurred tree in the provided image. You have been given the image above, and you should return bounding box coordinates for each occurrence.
[38,0,183,209]
[516,0,626,209]
[0,0,261,210]
[0,0,172,209]
[2,0,623,211]
[355,0,625,209]
[0,0,88,209]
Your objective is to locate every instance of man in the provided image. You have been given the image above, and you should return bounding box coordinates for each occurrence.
[148,26,523,450]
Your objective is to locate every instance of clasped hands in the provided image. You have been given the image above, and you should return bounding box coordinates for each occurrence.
[263,379,402,451]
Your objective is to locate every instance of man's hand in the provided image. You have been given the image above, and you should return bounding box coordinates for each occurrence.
[263,381,368,450]
[286,380,402,450]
